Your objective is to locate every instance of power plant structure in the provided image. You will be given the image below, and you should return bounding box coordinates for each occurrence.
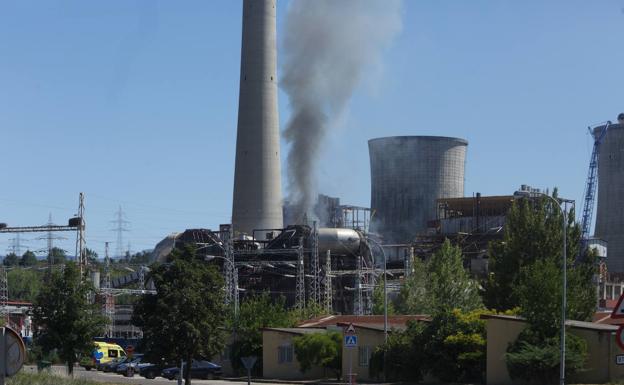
[368,136,468,243]
[231,0,283,238]
[594,115,624,272]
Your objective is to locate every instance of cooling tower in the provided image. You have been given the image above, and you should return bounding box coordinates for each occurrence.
[369,136,468,243]
[232,0,283,237]
[594,122,624,272]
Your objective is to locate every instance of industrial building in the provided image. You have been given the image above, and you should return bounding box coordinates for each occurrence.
[368,136,468,243]
[594,117,624,272]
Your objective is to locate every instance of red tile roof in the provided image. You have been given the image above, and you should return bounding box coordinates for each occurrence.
[297,315,429,328]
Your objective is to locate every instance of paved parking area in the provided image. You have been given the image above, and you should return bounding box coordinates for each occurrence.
[23,366,277,385]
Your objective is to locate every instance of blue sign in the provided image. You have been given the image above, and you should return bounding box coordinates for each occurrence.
[344,335,358,347]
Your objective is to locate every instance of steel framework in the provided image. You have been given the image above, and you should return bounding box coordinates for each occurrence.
[581,122,611,245]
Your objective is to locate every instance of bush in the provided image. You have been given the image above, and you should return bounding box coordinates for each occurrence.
[506,329,587,385]
[293,332,341,380]
[421,309,488,383]
[369,324,423,382]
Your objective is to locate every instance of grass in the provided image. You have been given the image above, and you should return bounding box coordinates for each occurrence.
[7,372,122,385]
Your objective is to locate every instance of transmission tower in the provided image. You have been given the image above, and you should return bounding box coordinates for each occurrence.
[323,250,332,313]
[295,237,306,311]
[110,206,130,259]
[36,214,66,269]
[310,222,321,306]
[75,193,86,275]
[6,233,27,256]
[0,267,7,323]
[103,242,114,338]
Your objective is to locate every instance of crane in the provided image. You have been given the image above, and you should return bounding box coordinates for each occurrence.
[580,121,611,248]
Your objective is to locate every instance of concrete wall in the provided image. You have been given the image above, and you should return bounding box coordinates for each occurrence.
[369,136,467,243]
[595,123,624,272]
[262,330,325,380]
[232,0,283,237]
[341,327,386,382]
[485,317,525,385]
[485,317,624,385]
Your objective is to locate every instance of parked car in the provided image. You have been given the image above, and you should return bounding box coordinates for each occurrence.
[115,354,144,377]
[100,356,127,372]
[139,363,165,380]
[161,360,222,380]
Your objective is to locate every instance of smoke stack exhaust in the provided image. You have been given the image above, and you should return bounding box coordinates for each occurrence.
[232,0,283,237]
[281,0,403,222]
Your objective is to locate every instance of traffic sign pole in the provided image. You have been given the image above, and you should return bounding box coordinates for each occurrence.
[0,328,5,385]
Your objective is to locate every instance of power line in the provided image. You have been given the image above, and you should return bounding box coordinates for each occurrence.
[110,206,130,259]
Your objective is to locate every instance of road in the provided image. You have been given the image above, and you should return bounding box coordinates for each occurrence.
[22,366,284,385]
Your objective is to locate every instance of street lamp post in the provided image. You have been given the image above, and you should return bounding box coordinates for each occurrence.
[367,238,388,343]
[535,193,573,385]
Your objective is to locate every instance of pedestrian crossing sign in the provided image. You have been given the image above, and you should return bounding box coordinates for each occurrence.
[344,335,358,347]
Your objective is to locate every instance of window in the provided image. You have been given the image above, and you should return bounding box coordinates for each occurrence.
[277,345,293,364]
[108,350,118,358]
[358,346,371,367]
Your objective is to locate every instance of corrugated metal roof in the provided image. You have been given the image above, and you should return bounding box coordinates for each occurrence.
[481,314,618,332]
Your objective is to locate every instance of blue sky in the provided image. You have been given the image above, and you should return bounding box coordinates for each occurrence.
[1,0,623,258]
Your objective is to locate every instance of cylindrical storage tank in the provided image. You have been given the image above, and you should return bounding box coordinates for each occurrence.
[90,271,101,290]
[369,136,468,243]
[318,228,361,255]
[594,123,624,272]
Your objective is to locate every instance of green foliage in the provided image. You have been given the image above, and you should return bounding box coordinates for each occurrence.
[371,309,488,383]
[515,258,569,337]
[396,239,483,315]
[372,281,395,315]
[369,322,424,382]
[506,329,587,384]
[84,248,98,265]
[20,251,38,267]
[3,253,19,267]
[32,262,107,375]
[8,268,43,302]
[485,194,594,317]
[420,309,488,382]
[228,293,296,375]
[48,247,67,265]
[293,332,341,379]
[132,245,226,385]
[128,250,153,265]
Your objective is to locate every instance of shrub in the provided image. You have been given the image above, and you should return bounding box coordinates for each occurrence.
[293,332,341,380]
[506,328,587,385]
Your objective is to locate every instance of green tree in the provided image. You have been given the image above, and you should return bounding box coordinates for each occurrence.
[293,332,341,380]
[486,193,596,383]
[506,329,587,384]
[8,269,43,302]
[228,294,295,375]
[84,248,98,264]
[48,247,67,265]
[371,309,490,383]
[3,253,19,267]
[485,194,593,313]
[32,262,107,375]
[369,322,424,382]
[132,245,225,385]
[20,250,38,267]
[372,281,395,316]
[129,250,153,265]
[396,240,482,314]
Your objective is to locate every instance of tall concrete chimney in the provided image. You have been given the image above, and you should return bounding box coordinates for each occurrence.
[232,0,283,237]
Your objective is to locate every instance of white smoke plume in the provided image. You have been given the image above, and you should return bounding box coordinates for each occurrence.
[281,0,403,223]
